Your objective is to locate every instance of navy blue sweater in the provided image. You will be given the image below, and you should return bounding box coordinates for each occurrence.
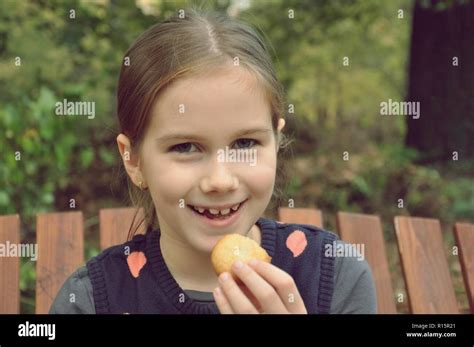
[86,217,338,314]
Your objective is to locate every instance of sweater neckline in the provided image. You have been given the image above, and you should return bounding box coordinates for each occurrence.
[145,217,277,314]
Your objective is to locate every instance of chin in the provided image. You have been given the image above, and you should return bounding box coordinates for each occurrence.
[187,233,220,255]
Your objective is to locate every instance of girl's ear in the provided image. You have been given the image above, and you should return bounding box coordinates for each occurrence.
[276,118,286,152]
[117,134,147,189]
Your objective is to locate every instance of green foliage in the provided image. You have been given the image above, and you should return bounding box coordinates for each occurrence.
[0,0,158,222]
[243,0,411,143]
[0,0,472,313]
[0,86,78,220]
[443,178,474,221]
[286,142,474,240]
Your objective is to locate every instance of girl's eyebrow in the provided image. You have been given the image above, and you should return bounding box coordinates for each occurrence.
[155,127,273,144]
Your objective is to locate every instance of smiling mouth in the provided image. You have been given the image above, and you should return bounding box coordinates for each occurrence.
[187,200,247,220]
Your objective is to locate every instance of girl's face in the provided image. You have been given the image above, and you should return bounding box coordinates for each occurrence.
[137,65,284,254]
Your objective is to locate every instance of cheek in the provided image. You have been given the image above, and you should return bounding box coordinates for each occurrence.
[140,137,194,197]
[142,156,195,205]
[245,150,277,197]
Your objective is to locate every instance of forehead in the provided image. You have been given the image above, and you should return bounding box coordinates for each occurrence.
[148,66,272,136]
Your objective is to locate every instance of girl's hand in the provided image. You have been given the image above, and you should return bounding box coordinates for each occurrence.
[212,259,307,314]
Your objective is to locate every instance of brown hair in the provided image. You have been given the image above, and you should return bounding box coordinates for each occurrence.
[116,8,292,239]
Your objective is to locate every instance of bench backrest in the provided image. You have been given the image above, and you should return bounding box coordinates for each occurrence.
[336,212,397,314]
[0,214,20,314]
[35,212,84,314]
[99,207,145,250]
[454,222,474,313]
[278,207,323,228]
[394,216,459,313]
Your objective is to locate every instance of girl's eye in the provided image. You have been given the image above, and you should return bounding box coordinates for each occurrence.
[234,138,258,149]
[169,143,198,153]
[169,139,259,154]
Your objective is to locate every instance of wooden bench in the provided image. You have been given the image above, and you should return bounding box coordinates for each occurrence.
[394,216,459,313]
[0,214,20,314]
[336,212,397,314]
[0,208,473,313]
[278,208,473,314]
[454,222,474,313]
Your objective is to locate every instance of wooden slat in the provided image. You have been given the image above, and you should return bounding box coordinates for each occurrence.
[394,216,459,313]
[36,212,84,314]
[278,207,323,228]
[454,222,474,313]
[336,212,397,314]
[0,214,20,314]
[99,207,146,250]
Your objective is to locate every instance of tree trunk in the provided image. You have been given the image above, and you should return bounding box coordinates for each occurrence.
[406,0,474,163]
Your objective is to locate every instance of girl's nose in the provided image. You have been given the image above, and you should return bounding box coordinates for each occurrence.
[200,162,239,193]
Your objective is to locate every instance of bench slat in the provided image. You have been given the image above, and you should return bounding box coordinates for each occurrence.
[394,216,458,313]
[454,222,474,313]
[36,212,84,314]
[99,207,146,250]
[278,207,323,228]
[337,212,397,314]
[0,214,20,313]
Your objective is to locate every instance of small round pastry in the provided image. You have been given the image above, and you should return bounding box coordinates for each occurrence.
[211,234,271,277]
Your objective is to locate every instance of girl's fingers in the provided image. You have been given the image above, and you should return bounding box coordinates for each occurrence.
[218,272,259,314]
[231,261,288,314]
[213,287,234,314]
[238,283,264,313]
[249,260,307,313]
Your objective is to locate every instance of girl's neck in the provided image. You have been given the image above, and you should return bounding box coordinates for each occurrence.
[159,224,262,293]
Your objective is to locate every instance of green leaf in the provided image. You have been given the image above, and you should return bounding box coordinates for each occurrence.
[0,191,10,206]
[41,192,54,204]
[99,147,115,165]
[353,176,372,197]
[80,148,95,168]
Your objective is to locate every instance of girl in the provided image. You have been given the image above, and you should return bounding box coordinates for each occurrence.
[50,8,376,314]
